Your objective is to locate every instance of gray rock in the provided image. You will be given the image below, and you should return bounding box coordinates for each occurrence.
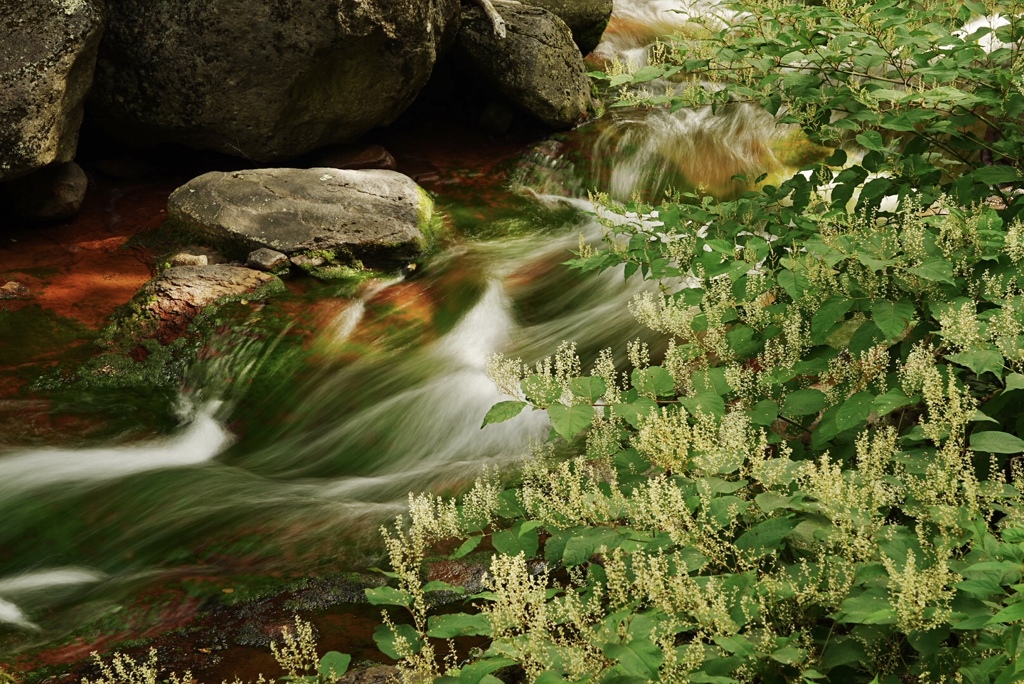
[247,248,289,272]
[458,2,590,129]
[7,162,89,221]
[89,0,461,162]
[339,666,399,684]
[135,264,281,341]
[520,0,613,55]
[167,168,437,267]
[0,0,104,181]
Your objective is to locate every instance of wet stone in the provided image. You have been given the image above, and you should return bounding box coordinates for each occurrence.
[247,248,289,272]
[0,281,29,299]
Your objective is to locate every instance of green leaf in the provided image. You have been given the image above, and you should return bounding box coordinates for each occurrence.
[613,397,658,428]
[907,258,955,284]
[492,521,540,558]
[871,299,915,341]
[451,534,482,559]
[855,131,886,151]
[364,586,411,607]
[422,581,466,594]
[481,400,528,428]
[749,400,779,426]
[318,652,351,679]
[680,392,726,418]
[632,366,676,397]
[373,623,421,660]
[782,389,828,417]
[811,297,854,344]
[563,527,623,566]
[970,431,1024,454]
[873,389,915,417]
[1006,373,1024,392]
[836,391,875,432]
[734,516,798,558]
[603,638,665,678]
[458,658,519,683]
[970,166,1020,185]
[948,349,1005,379]
[988,602,1024,625]
[427,613,492,638]
[548,403,594,441]
[570,377,608,403]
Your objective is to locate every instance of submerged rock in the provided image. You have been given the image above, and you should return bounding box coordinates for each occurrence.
[520,0,613,55]
[458,2,590,129]
[167,168,438,267]
[129,264,282,342]
[0,0,104,181]
[6,161,89,221]
[89,0,461,161]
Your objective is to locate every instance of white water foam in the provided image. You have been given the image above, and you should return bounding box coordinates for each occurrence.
[0,567,106,630]
[0,402,230,496]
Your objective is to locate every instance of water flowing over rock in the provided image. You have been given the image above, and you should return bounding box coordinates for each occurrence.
[520,0,613,55]
[0,0,105,181]
[167,168,437,267]
[458,2,590,129]
[89,0,461,162]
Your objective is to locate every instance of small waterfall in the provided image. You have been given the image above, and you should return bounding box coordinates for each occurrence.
[0,568,106,631]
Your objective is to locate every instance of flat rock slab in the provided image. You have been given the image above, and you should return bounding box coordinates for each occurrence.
[137,264,280,342]
[168,168,434,267]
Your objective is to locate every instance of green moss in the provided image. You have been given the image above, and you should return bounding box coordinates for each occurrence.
[0,305,95,365]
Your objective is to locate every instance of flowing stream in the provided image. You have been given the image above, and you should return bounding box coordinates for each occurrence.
[0,0,802,668]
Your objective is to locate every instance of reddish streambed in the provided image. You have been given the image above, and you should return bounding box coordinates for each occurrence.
[0,120,546,681]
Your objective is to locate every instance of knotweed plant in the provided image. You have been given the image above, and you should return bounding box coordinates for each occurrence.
[364,0,1024,682]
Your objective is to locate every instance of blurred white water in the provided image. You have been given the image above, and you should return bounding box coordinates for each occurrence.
[0,402,230,497]
[0,568,106,630]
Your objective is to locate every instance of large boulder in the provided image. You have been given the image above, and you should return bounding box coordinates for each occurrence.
[6,161,88,221]
[520,0,613,55]
[167,168,437,267]
[0,0,105,181]
[458,2,590,129]
[89,0,461,162]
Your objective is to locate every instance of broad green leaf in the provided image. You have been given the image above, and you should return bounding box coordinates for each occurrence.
[603,638,664,678]
[970,166,1020,185]
[680,392,726,418]
[749,400,779,426]
[481,400,528,428]
[948,349,1005,379]
[569,376,608,403]
[458,658,519,683]
[970,431,1024,454]
[548,403,594,441]
[871,299,915,341]
[1006,373,1024,392]
[373,623,421,660]
[422,581,466,594]
[988,602,1024,625]
[631,65,664,83]
[836,391,875,432]
[364,586,411,607]
[563,527,623,566]
[811,297,854,344]
[613,397,658,428]
[907,259,955,285]
[632,366,676,397]
[873,389,915,417]
[855,131,886,151]
[492,523,540,558]
[318,652,351,679]
[451,534,482,559]
[770,646,806,665]
[782,389,828,417]
[521,375,560,405]
[734,516,798,558]
[427,613,491,638]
